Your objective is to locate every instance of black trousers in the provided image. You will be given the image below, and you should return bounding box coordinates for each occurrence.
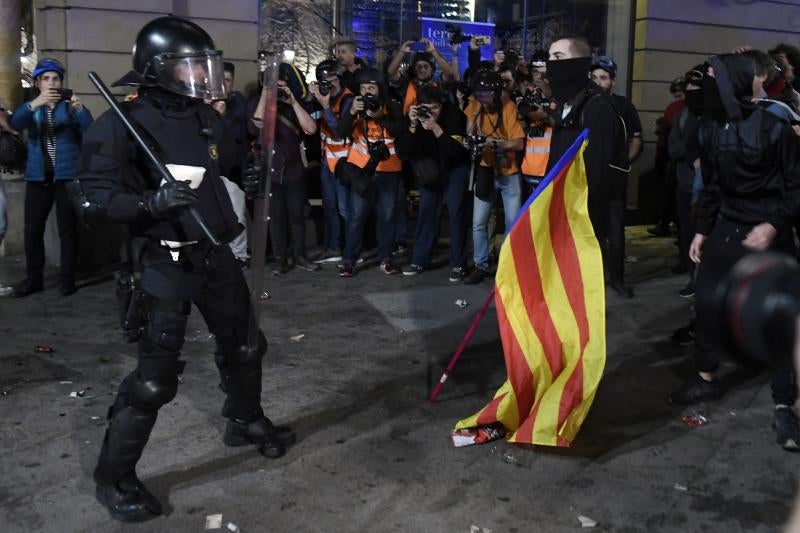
[607,196,626,286]
[693,217,797,406]
[24,181,77,285]
[269,176,309,259]
[676,187,696,278]
[95,241,265,485]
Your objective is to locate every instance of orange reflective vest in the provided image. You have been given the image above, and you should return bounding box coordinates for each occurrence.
[319,88,353,172]
[402,80,438,115]
[521,125,552,177]
[347,114,402,173]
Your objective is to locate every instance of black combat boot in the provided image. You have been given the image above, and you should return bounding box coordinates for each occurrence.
[95,472,163,523]
[94,435,162,523]
[223,416,296,458]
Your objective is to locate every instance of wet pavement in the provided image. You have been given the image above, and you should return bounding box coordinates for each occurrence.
[0,227,797,532]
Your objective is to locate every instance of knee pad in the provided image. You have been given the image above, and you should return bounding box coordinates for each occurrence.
[221,330,267,368]
[129,374,178,412]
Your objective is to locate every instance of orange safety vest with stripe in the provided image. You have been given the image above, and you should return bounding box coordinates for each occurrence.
[347,113,402,173]
[402,80,438,115]
[319,88,353,172]
[521,125,553,177]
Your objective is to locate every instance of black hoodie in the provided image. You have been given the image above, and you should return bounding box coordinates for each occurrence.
[546,58,628,239]
[695,54,800,235]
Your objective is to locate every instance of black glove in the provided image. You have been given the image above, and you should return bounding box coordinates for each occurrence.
[145,180,199,218]
[241,162,261,198]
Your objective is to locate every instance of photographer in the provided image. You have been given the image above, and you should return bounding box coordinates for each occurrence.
[519,84,554,189]
[400,85,469,280]
[309,59,355,263]
[9,58,93,297]
[387,39,455,114]
[668,55,800,451]
[336,68,406,277]
[462,68,525,285]
[252,62,319,274]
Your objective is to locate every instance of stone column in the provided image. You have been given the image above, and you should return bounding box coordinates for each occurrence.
[0,0,21,110]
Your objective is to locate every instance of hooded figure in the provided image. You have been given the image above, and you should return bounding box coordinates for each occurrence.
[703,54,755,121]
[669,53,800,452]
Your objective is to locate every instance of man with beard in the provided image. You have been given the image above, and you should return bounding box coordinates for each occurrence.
[669,54,800,451]
[546,35,632,298]
[387,38,454,114]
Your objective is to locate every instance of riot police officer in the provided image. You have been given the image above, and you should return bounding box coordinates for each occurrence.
[77,16,293,522]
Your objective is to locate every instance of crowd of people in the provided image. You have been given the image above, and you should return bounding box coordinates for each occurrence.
[0,13,799,522]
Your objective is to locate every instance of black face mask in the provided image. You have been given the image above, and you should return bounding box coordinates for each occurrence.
[702,76,725,119]
[545,57,593,103]
[684,90,704,116]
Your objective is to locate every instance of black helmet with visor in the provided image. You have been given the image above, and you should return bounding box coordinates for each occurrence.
[113,16,226,100]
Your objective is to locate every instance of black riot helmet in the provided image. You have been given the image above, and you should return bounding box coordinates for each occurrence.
[316,59,343,82]
[355,67,383,87]
[113,16,226,100]
[471,68,502,96]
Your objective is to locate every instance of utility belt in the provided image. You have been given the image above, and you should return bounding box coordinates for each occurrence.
[117,238,220,343]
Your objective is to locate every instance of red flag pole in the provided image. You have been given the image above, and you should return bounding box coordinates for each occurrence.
[427,287,496,404]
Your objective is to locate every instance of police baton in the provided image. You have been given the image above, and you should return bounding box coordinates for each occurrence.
[87,71,221,246]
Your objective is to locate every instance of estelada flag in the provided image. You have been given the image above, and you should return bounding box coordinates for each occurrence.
[454,129,606,447]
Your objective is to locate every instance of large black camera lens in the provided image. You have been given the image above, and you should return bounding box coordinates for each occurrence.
[318,80,331,96]
[417,104,430,119]
[363,93,381,112]
[718,252,800,366]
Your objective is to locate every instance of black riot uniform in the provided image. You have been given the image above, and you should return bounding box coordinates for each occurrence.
[77,17,292,523]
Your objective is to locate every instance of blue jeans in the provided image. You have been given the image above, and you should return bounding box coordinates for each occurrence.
[412,164,469,269]
[472,173,521,270]
[395,179,408,246]
[320,163,350,250]
[344,171,400,264]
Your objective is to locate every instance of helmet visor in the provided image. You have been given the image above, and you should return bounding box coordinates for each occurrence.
[152,51,226,100]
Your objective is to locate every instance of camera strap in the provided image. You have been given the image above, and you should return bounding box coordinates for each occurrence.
[476,105,506,173]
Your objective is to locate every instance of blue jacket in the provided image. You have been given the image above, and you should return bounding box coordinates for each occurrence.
[9,100,93,182]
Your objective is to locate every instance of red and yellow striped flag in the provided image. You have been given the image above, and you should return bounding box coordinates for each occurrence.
[454,130,605,447]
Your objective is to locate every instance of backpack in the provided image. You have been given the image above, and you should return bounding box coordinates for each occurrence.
[0,131,26,169]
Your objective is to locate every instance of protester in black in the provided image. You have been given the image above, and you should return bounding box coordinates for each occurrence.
[668,54,800,451]
[546,35,631,298]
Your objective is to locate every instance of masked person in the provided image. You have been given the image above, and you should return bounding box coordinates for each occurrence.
[668,65,706,298]
[401,85,470,279]
[76,17,294,522]
[336,67,406,277]
[462,68,525,284]
[668,54,800,452]
[9,58,93,297]
[309,59,355,264]
[546,35,631,298]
